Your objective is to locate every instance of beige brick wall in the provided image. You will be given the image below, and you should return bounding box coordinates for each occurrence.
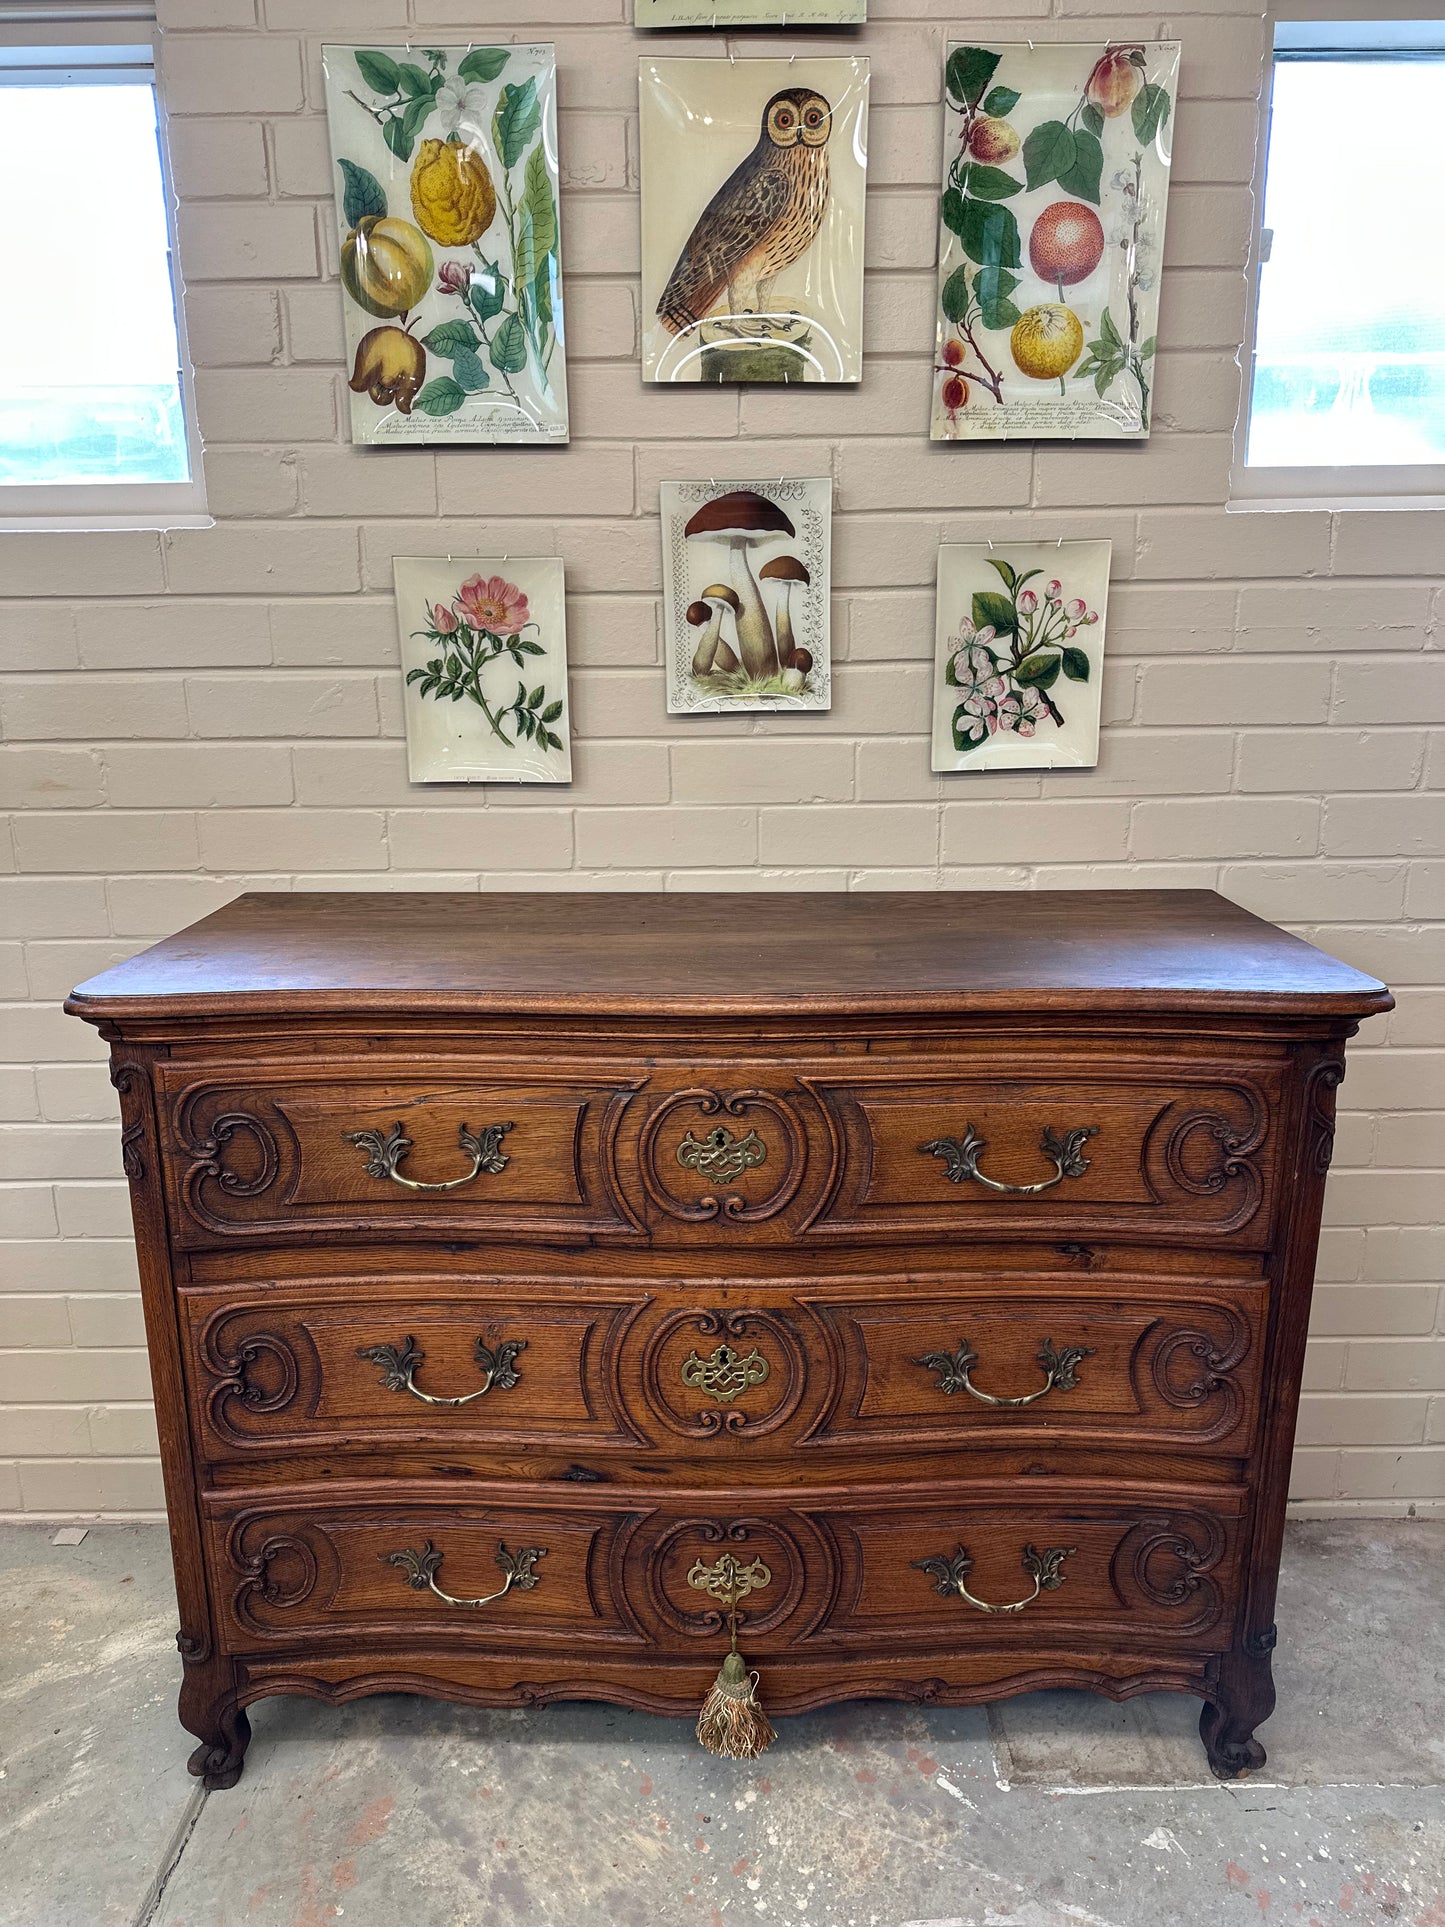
[0,0,1441,1518]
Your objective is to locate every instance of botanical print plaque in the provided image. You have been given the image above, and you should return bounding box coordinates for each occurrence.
[640,58,868,385]
[636,0,863,22]
[661,479,832,714]
[931,42,1178,441]
[932,541,1110,771]
[394,556,571,783]
[322,45,568,445]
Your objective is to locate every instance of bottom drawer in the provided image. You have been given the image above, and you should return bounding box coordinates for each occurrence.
[206,1483,1245,1658]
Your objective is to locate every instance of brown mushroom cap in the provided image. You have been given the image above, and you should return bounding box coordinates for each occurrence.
[685,601,714,626]
[759,555,810,585]
[684,490,796,540]
[700,583,741,610]
[790,648,814,673]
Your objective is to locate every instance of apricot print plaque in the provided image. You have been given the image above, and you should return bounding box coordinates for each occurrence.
[931,42,1178,441]
[640,58,868,385]
[322,44,569,445]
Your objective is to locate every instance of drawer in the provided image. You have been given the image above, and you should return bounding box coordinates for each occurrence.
[185,1274,1266,1470]
[801,1063,1279,1246]
[203,1483,1244,1657]
[157,1061,646,1247]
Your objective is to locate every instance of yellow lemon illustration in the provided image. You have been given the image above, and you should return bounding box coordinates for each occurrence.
[340,215,434,319]
[410,138,496,248]
[1010,303,1085,381]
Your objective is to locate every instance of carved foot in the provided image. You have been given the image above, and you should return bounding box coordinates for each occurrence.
[1199,1699,1267,1780]
[187,1704,251,1791]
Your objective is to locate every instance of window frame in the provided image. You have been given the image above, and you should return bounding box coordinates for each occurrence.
[0,32,209,530]
[1231,11,1445,512]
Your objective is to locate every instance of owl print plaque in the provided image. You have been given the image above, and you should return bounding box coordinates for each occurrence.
[640,58,868,384]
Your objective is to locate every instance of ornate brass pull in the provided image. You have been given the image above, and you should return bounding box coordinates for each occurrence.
[913,1542,1073,1615]
[383,1539,545,1609]
[680,1342,771,1405]
[921,1124,1097,1196]
[915,1336,1093,1409]
[677,1126,767,1183]
[687,1551,772,1608]
[357,1334,525,1408]
[342,1120,513,1192]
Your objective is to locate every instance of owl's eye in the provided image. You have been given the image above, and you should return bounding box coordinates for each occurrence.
[804,107,824,127]
[775,110,794,127]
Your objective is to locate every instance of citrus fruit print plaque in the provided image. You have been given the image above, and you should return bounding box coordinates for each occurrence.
[931,41,1178,441]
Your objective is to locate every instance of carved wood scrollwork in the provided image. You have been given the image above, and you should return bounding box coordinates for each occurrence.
[1112,1511,1226,1634]
[178,1093,281,1226]
[230,1529,319,1630]
[640,1308,805,1440]
[1304,1057,1346,1176]
[1147,1306,1250,1443]
[109,1063,148,1181]
[643,1518,808,1640]
[638,1088,805,1225]
[200,1314,301,1437]
[1160,1085,1268,1229]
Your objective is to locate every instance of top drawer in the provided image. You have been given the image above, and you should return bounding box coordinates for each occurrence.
[157,1061,646,1248]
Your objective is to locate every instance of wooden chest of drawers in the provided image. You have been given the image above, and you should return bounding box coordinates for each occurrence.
[67,889,1390,1788]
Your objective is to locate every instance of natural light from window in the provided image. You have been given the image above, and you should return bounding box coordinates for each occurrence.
[0,80,190,489]
[1247,54,1445,468]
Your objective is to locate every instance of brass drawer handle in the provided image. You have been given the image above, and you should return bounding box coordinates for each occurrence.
[916,1336,1093,1408]
[677,1125,767,1182]
[357,1334,525,1407]
[681,1341,770,1405]
[913,1542,1073,1615]
[342,1120,513,1192]
[383,1539,545,1609]
[921,1124,1097,1196]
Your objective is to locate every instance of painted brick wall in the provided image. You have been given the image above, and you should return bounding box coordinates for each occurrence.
[0,0,1441,1519]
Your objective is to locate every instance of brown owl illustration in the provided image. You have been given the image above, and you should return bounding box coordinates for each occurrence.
[657,87,833,335]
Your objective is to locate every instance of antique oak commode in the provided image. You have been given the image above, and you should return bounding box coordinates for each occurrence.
[66,890,1390,1787]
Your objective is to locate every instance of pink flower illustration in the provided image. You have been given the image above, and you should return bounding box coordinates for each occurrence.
[1045,579,1062,601]
[456,573,530,636]
[436,260,471,297]
[1018,589,1037,614]
[1066,598,1087,619]
[433,602,459,634]
[949,638,1011,745]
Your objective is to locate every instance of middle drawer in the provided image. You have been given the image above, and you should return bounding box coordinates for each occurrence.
[184,1272,1267,1470]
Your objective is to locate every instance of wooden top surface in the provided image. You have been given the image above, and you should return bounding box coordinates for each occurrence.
[66,890,1391,1024]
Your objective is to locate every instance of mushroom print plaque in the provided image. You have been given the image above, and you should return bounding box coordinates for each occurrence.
[322,45,568,445]
[931,42,1178,441]
[394,556,571,783]
[640,59,869,385]
[932,540,1110,771]
[661,479,832,714]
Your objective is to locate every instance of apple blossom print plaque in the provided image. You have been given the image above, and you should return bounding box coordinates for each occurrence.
[322,45,568,445]
[660,479,832,714]
[394,557,571,783]
[932,541,1111,771]
[931,42,1177,441]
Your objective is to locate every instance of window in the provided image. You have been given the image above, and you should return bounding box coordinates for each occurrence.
[1235,18,1445,507]
[0,36,205,527]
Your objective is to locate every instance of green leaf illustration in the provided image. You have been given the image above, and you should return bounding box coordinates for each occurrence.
[972,590,1018,638]
[941,187,968,238]
[523,142,558,264]
[469,262,508,323]
[413,376,467,417]
[1062,647,1091,682]
[396,62,434,99]
[337,159,386,228]
[540,700,564,724]
[514,204,538,300]
[960,197,1021,270]
[981,84,1020,117]
[383,117,414,162]
[1023,119,1075,193]
[355,49,400,95]
[451,347,491,392]
[490,313,528,374]
[400,91,434,147]
[1099,308,1124,355]
[987,557,1017,591]
[973,264,1021,330]
[945,46,1001,111]
[420,320,480,356]
[1057,128,1103,205]
[534,257,554,336]
[1081,101,1105,138]
[1015,653,1061,689]
[1132,82,1171,146]
[965,164,1022,202]
[1138,334,1157,362]
[494,75,541,171]
[459,46,511,84]
[939,263,972,325]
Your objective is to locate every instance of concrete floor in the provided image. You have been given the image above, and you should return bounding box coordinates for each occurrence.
[1,1523,1441,1927]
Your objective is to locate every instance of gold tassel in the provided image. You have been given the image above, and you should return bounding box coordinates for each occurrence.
[696,1618,776,1760]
